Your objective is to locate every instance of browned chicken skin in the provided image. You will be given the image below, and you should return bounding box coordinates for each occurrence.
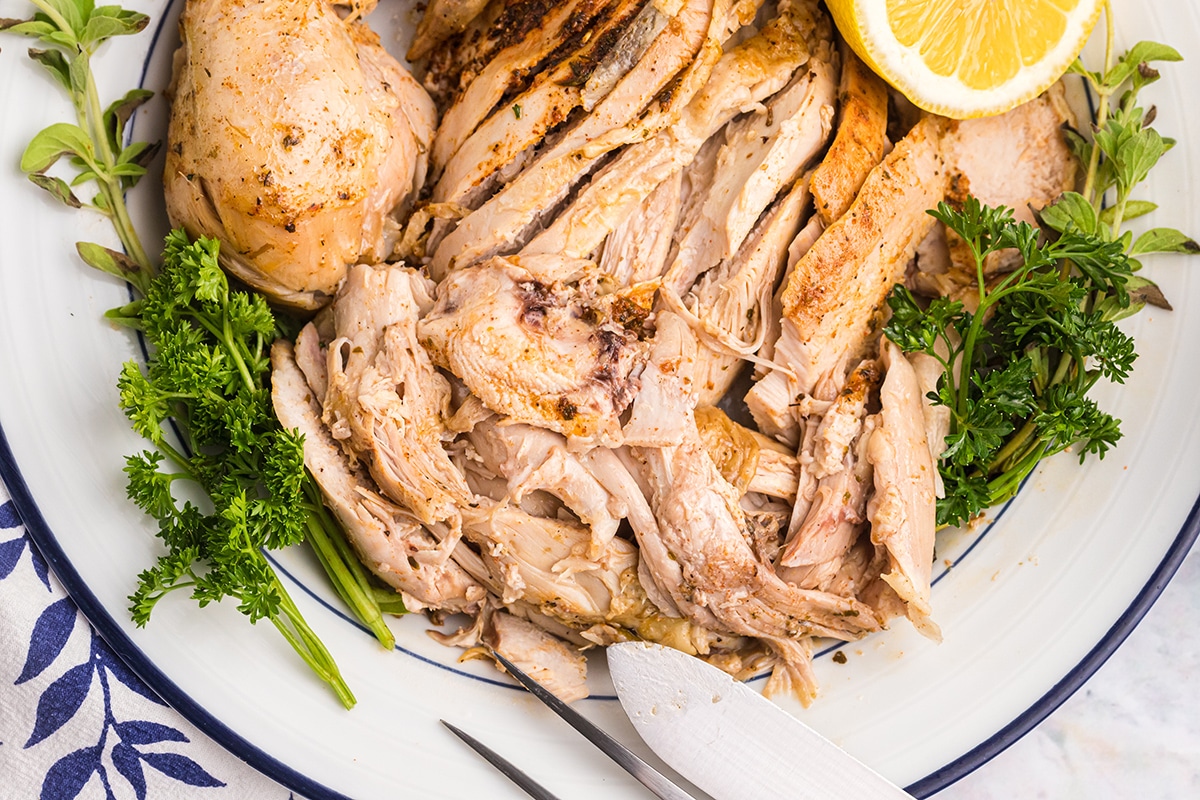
[164,0,434,308]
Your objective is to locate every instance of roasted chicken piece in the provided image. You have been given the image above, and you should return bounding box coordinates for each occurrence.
[525,4,819,264]
[271,340,484,612]
[418,257,647,448]
[808,45,890,226]
[866,339,941,641]
[746,114,949,443]
[320,265,475,531]
[164,0,435,308]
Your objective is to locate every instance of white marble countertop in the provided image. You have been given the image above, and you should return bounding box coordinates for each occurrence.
[932,542,1200,799]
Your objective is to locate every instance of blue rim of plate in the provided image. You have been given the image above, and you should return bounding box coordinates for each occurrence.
[4,0,1200,795]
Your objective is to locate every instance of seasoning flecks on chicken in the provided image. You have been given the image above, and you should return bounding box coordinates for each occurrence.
[163,0,434,309]
[866,339,941,642]
[430,0,584,172]
[808,45,891,227]
[418,258,645,448]
[428,0,722,277]
[433,0,653,209]
[407,0,492,62]
[746,114,948,441]
[270,341,484,613]
[810,358,881,479]
[523,6,815,263]
[321,265,475,531]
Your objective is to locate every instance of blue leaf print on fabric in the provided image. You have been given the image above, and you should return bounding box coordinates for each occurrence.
[0,536,24,580]
[111,741,147,800]
[28,537,51,587]
[0,499,19,528]
[28,534,51,590]
[16,597,77,684]
[24,661,94,748]
[114,720,189,746]
[98,647,165,706]
[40,744,101,800]
[141,751,225,788]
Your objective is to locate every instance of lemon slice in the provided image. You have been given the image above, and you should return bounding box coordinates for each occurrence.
[826,0,1103,119]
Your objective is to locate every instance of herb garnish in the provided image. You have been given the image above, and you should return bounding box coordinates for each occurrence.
[3,0,399,707]
[885,28,1196,529]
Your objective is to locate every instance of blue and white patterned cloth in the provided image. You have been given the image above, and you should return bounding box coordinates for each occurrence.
[0,480,294,800]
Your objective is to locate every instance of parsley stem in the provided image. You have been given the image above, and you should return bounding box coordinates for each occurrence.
[269,574,356,709]
[302,484,397,650]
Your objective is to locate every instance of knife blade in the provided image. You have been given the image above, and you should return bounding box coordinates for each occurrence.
[607,641,912,800]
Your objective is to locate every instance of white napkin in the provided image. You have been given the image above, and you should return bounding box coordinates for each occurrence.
[0,481,295,800]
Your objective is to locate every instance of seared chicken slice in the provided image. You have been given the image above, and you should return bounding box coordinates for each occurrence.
[524,7,815,262]
[866,339,941,641]
[418,258,646,448]
[746,114,948,438]
[808,46,890,226]
[944,81,1076,228]
[271,341,484,612]
[407,0,491,61]
[322,265,475,530]
[434,0,653,208]
[429,0,760,276]
[943,81,1077,272]
[430,0,603,171]
[164,0,434,308]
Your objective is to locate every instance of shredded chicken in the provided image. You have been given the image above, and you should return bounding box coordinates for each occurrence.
[226,0,1087,702]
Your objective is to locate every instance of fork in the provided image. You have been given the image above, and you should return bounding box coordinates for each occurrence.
[441,651,697,800]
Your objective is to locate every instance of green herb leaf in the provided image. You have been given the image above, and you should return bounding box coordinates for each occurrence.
[1130,227,1200,256]
[20,122,94,173]
[28,172,82,206]
[1038,191,1099,236]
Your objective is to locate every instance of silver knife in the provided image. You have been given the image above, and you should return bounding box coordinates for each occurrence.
[607,641,912,800]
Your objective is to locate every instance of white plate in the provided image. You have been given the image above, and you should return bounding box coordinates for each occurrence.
[1,1,1198,797]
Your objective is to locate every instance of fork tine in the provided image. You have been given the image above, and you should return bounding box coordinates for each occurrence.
[441,719,564,800]
[491,651,697,800]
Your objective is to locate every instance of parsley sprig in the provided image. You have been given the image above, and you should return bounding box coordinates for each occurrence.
[885,23,1196,529]
[4,0,401,706]
[115,231,368,708]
